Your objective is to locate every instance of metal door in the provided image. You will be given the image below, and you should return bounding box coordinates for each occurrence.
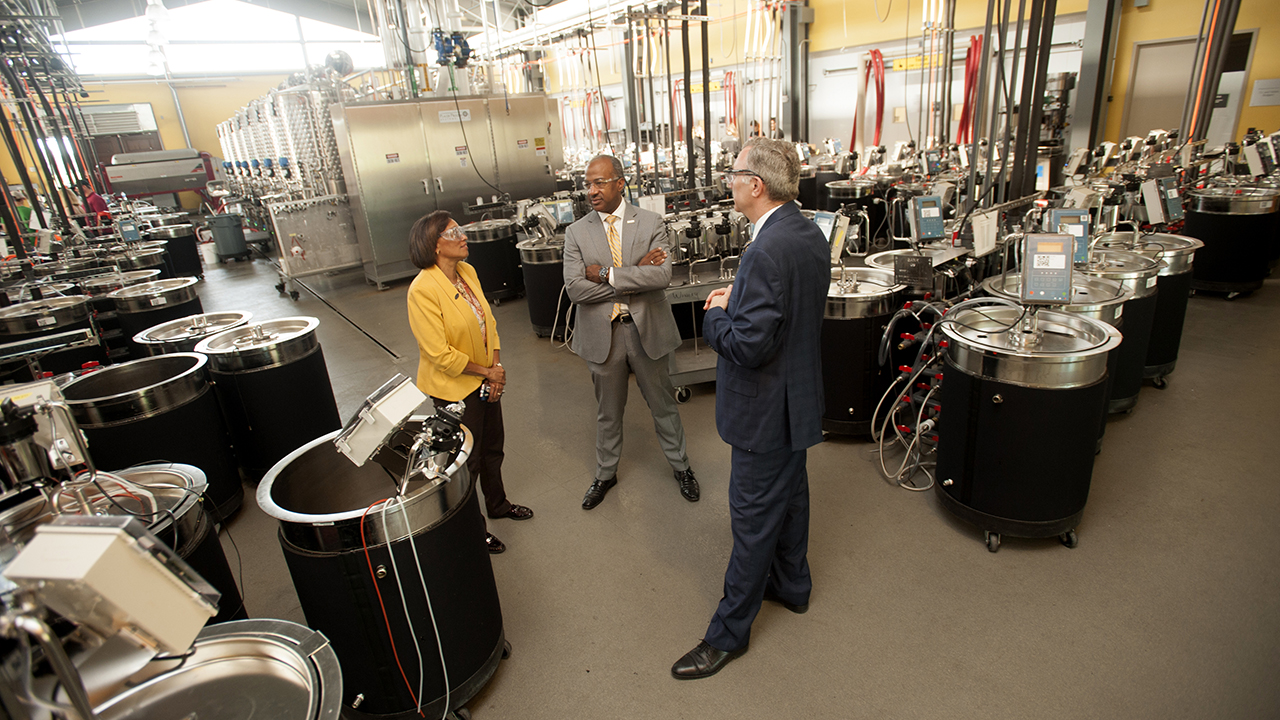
[489,94,560,204]
[335,102,436,287]
[420,97,501,219]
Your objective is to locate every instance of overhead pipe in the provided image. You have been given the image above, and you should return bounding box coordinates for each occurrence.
[701,0,712,187]
[682,0,696,188]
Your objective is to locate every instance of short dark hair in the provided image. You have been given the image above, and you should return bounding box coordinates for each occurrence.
[75,179,92,190]
[590,154,625,180]
[408,210,453,269]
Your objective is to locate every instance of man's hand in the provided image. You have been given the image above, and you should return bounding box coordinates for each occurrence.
[585,263,604,283]
[638,247,667,267]
[704,285,733,311]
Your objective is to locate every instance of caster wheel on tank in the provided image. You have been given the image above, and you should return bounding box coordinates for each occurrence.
[985,531,1001,553]
[1151,376,1168,389]
[275,283,286,294]
[448,708,471,720]
[1226,292,1242,301]
[1060,529,1078,549]
[502,639,512,660]
[674,386,692,404]
[493,298,502,307]
[289,291,300,301]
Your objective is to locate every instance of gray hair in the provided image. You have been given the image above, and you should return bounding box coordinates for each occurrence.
[590,154,625,180]
[741,138,799,203]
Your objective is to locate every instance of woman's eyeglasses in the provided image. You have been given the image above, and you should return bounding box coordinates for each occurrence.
[440,226,466,242]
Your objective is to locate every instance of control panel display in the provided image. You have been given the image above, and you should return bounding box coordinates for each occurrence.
[1021,233,1073,305]
[909,195,945,242]
[1045,208,1091,264]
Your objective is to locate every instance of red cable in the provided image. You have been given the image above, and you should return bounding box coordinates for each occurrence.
[360,500,426,718]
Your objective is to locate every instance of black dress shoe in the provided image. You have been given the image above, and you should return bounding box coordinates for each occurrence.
[763,587,809,614]
[674,468,699,502]
[671,640,746,680]
[485,533,505,554]
[581,476,617,510]
[495,504,534,521]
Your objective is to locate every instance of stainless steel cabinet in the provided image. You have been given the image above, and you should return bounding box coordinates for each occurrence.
[333,94,562,289]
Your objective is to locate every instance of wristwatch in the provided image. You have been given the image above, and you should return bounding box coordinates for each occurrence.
[598,267,609,283]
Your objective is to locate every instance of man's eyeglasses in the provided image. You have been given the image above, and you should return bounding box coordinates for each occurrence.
[724,169,762,182]
[440,226,466,242]
[585,177,622,190]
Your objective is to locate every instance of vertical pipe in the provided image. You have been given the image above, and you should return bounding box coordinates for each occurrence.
[999,0,1028,203]
[682,0,696,189]
[0,64,71,228]
[624,20,643,189]
[965,0,997,214]
[701,0,712,187]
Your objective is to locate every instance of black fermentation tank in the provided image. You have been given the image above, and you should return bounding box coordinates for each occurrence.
[1183,186,1279,294]
[821,267,906,434]
[1098,231,1203,384]
[934,306,1121,552]
[110,277,204,358]
[0,297,107,381]
[462,219,523,302]
[61,353,243,520]
[147,223,204,278]
[195,317,342,480]
[258,426,506,720]
[1077,250,1162,413]
[517,236,569,338]
[134,311,253,355]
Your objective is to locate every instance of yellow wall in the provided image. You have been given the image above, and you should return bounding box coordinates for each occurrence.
[1106,0,1280,142]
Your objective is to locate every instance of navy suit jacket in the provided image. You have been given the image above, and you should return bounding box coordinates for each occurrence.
[702,202,830,453]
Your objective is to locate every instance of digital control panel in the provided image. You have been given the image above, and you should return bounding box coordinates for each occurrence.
[1141,177,1183,224]
[1021,233,1073,305]
[909,195,945,243]
[1045,208,1091,265]
[813,211,852,263]
[118,219,141,243]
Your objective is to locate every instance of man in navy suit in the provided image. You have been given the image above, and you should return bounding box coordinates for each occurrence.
[671,137,830,679]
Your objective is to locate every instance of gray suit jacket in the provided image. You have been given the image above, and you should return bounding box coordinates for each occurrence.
[563,206,681,364]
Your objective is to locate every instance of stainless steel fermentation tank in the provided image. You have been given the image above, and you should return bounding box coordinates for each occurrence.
[134,311,253,355]
[821,267,906,434]
[331,95,563,289]
[0,296,108,380]
[258,428,506,720]
[110,277,204,359]
[935,307,1122,552]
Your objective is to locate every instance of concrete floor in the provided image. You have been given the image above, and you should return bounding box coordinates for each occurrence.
[200,246,1279,720]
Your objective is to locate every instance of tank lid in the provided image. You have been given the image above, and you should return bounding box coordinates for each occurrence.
[0,296,89,319]
[941,305,1120,358]
[828,266,906,298]
[1097,231,1204,259]
[194,316,320,371]
[110,277,199,299]
[136,311,253,345]
[983,272,1129,309]
[461,219,517,241]
[1078,249,1162,280]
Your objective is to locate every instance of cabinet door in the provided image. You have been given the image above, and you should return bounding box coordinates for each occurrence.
[420,98,500,219]
[341,102,436,282]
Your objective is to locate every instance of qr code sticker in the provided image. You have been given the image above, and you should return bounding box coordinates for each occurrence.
[1034,254,1053,268]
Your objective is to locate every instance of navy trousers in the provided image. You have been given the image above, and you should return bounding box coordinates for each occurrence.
[704,444,812,652]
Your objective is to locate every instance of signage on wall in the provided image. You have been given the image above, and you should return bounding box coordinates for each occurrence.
[439,109,471,123]
[385,153,400,164]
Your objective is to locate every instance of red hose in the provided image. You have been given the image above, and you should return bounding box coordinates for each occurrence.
[957,35,982,144]
[850,49,886,153]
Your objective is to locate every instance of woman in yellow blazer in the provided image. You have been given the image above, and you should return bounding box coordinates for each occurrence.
[407,210,533,554]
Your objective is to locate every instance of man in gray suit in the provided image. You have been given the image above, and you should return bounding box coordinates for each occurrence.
[563,154,698,509]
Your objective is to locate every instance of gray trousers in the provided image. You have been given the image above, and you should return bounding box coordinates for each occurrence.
[586,319,689,481]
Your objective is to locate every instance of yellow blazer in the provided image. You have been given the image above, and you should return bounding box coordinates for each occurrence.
[407,262,500,402]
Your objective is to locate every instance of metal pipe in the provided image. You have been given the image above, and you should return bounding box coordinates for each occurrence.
[701,0,712,187]
[13,614,98,720]
[1001,0,1028,203]
[964,0,997,215]
[0,61,70,228]
[682,0,696,189]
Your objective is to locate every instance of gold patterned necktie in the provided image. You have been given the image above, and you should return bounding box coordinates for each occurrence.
[606,214,622,321]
